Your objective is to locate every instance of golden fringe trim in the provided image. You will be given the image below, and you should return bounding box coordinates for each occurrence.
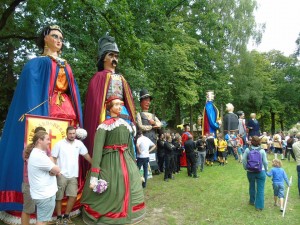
[99,73,111,124]
[18,99,48,122]
[121,76,136,123]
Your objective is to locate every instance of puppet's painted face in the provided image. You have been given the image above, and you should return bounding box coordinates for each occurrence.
[44,30,63,52]
[140,97,151,111]
[104,51,119,70]
[110,99,123,116]
[206,91,214,101]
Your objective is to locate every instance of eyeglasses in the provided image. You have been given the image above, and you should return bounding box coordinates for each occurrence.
[50,34,64,42]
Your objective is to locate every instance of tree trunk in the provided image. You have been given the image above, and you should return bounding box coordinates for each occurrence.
[279,114,284,131]
[190,105,193,132]
[260,114,264,132]
[270,111,275,135]
[175,101,181,128]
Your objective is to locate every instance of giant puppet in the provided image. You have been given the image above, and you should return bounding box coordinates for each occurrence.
[202,91,221,136]
[136,89,162,144]
[83,35,136,170]
[0,25,83,212]
[81,96,145,224]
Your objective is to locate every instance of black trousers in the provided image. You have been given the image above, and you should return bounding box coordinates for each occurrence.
[164,155,173,179]
[186,153,197,177]
[157,154,165,172]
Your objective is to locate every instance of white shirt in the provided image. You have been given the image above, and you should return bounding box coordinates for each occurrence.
[136,135,155,158]
[51,139,88,178]
[28,148,57,199]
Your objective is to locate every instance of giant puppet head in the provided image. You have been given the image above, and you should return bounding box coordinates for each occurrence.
[97,35,119,71]
[139,89,153,112]
[206,90,215,102]
[225,103,234,113]
[37,25,64,55]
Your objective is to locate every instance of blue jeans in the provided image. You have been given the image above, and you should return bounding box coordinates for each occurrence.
[34,195,56,222]
[273,183,285,198]
[247,171,266,209]
[137,157,149,188]
[297,165,300,196]
[197,151,206,171]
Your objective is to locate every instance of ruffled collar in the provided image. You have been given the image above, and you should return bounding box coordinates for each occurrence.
[97,117,133,133]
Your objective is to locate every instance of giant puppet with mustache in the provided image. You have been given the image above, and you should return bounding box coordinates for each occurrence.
[83,36,136,173]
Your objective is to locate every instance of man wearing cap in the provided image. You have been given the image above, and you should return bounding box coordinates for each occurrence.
[84,35,136,167]
[136,89,162,144]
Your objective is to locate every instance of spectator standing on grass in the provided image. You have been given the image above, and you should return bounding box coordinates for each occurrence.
[266,159,290,212]
[196,135,206,172]
[157,133,165,173]
[273,132,284,160]
[242,136,268,211]
[52,126,92,224]
[286,136,296,161]
[28,131,61,225]
[181,124,192,167]
[206,133,216,166]
[173,133,183,173]
[225,132,238,160]
[183,135,198,178]
[136,131,156,188]
[163,133,176,181]
[292,133,300,198]
[217,134,227,166]
[236,134,244,163]
[260,132,269,154]
[21,126,47,225]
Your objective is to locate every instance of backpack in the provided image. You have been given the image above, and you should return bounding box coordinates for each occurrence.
[246,148,262,172]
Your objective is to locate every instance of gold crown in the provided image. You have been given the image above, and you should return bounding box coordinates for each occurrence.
[50,25,62,33]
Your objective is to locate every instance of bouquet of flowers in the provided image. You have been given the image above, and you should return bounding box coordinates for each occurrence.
[76,128,87,140]
[93,179,108,194]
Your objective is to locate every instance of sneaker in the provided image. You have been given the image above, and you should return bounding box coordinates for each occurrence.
[274,203,278,206]
[280,208,283,212]
[56,218,63,225]
[62,217,75,225]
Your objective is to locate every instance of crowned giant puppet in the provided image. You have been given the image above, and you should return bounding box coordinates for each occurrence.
[83,35,136,171]
[0,25,83,213]
[202,91,221,136]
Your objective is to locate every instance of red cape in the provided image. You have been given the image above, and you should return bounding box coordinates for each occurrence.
[83,70,135,173]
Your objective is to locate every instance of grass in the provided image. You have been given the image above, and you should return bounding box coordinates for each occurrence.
[1,154,299,225]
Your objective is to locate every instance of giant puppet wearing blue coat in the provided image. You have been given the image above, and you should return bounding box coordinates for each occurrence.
[202,91,221,136]
[0,25,83,211]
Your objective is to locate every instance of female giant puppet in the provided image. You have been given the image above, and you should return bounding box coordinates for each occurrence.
[81,96,145,225]
[0,25,83,214]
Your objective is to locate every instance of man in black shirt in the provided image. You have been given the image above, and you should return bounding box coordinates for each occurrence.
[184,135,198,178]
